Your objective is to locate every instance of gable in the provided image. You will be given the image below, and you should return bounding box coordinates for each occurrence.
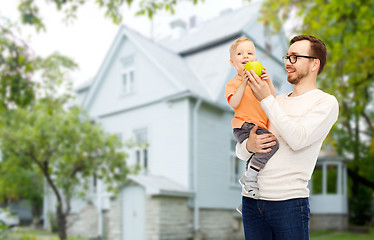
[81,26,214,117]
[85,36,186,117]
[80,3,290,118]
[183,40,233,102]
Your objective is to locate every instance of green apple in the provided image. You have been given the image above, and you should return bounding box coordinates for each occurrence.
[244,61,263,77]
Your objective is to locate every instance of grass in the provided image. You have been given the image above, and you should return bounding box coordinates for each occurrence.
[3,227,89,240]
[3,227,374,240]
[310,227,374,240]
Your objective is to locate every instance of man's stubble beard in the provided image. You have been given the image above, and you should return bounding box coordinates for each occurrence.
[287,68,309,85]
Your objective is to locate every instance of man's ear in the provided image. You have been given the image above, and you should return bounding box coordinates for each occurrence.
[312,58,320,73]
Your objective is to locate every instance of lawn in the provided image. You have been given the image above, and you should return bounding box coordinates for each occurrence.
[2,227,374,240]
[310,228,374,240]
[1,227,88,240]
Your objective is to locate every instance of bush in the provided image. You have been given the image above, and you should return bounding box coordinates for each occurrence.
[349,184,373,225]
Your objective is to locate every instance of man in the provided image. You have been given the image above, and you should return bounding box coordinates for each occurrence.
[237,35,339,240]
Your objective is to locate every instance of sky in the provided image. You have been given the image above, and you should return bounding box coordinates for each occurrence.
[0,0,254,87]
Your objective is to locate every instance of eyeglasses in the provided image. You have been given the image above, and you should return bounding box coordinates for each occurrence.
[282,55,317,64]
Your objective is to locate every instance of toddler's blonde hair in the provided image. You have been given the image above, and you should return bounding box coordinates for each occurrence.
[229,37,253,58]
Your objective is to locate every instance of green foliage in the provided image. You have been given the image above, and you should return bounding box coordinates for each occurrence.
[0,95,131,239]
[16,0,204,29]
[0,18,35,109]
[0,98,130,197]
[349,183,373,225]
[0,228,10,240]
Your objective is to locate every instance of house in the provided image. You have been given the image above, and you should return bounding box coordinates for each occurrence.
[43,3,307,240]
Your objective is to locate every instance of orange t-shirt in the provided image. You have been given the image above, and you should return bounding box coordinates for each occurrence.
[225,74,268,129]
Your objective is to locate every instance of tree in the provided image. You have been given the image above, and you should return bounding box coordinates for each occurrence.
[0,48,131,240]
[257,0,374,224]
[0,97,130,239]
[0,18,36,109]
[17,0,202,31]
[0,162,44,222]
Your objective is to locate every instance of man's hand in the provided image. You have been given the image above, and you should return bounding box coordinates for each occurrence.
[246,125,277,153]
[246,70,272,101]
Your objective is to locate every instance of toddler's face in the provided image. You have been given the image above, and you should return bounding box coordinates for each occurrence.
[230,41,257,74]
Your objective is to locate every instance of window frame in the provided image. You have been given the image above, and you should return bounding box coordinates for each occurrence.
[133,128,149,172]
[230,139,245,186]
[121,67,135,95]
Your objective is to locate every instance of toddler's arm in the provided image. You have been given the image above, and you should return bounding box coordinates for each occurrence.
[228,70,248,109]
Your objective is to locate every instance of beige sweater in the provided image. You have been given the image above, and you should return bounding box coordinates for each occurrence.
[236,89,339,200]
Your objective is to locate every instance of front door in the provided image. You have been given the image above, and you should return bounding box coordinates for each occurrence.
[122,185,145,240]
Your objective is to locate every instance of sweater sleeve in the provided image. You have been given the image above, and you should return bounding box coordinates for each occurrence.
[235,138,253,161]
[260,95,339,151]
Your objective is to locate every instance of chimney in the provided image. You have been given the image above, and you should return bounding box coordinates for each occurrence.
[170,19,187,39]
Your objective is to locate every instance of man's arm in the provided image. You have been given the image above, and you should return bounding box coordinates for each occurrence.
[260,95,339,151]
[246,69,339,151]
[236,125,277,160]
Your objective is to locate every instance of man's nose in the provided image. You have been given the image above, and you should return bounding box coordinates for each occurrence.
[284,59,292,67]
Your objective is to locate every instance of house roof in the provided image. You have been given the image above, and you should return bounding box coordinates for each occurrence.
[80,25,213,109]
[160,2,262,55]
[122,26,212,100]
[78,2,286,109]
[128,174,194,197]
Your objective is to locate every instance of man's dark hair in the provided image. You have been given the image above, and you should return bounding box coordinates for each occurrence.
[290,35,327,75]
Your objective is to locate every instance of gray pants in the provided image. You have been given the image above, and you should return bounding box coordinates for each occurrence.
[233,122,279,169]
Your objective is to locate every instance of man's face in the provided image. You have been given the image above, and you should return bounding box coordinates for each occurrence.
[285,40,314,85]
[230,41,257,74]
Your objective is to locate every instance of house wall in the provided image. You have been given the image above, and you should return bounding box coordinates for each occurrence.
[99,98,191,188]
[310,214,348,231]
[195,102,242,209]
[86,37,180,118]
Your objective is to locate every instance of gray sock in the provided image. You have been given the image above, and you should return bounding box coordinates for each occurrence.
[245,166,259,178]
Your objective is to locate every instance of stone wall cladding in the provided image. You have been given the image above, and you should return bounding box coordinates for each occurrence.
[310,214,348,231]
[199,209,243,240]
[108,194,122,240]
[66,204,98,239]
[146,195,193,240]
[100,193,244,240]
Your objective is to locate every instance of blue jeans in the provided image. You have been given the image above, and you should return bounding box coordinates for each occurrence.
[242,196,310,240]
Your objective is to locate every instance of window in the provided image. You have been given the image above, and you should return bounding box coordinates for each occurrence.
[230,139,245,184]
[327,165,338,194]
[311,163,339,194]
[134,129,148,171]
[121,57,135,95]
[122,69,134,94]
[312,165,323,194]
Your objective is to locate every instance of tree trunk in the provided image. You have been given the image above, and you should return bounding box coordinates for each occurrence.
[347,168,374,190]
[56,203,67,240]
